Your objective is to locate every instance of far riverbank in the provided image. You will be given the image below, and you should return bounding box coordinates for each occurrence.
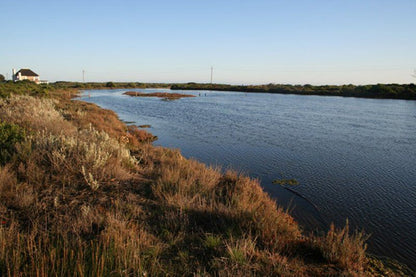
[171,83,416,100]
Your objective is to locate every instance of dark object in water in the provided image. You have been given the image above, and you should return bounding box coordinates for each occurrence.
[272,178,299,186]
[273,178,320,212]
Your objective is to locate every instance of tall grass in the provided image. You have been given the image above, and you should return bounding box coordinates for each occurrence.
[318,220,369,272]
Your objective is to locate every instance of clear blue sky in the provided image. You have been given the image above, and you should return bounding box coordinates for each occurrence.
[1,0,415,84]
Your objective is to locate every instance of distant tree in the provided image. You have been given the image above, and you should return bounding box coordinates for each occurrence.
[106,82,115,88]
[0,74,5,82]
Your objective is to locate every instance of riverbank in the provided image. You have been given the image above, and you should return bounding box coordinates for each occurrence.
[0,82,413,276]
[171,83,416,100]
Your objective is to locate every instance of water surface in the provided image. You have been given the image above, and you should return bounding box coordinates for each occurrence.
[80,88,416,269]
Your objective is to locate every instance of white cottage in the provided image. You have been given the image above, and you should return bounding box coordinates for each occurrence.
[12,69,40,84]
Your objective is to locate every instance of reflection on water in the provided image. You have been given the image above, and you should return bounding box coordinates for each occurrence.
[80,88,416,269]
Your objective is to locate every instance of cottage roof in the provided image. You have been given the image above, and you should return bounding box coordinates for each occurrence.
[16,69,39,77]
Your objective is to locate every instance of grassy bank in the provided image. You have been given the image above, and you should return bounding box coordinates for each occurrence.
[0,82,413,276]
[50,81,172,90]
[171,83,416,100]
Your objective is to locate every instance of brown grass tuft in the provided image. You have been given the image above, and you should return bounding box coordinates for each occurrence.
[318,220,369,272]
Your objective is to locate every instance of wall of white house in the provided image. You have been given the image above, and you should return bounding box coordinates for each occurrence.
[12,70,41,83]
[15,75,40,83]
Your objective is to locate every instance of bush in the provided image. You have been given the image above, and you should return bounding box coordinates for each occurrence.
[0,80,48,98]
[21,126,135,188]
[318,220,368,272]
[126,125,157,146]
[0,94,75,136]
[0,121,26,165]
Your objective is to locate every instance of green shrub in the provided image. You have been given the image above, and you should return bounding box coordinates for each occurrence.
[204,234,222,249]
[0,121,26,164]
[0,80,48,98]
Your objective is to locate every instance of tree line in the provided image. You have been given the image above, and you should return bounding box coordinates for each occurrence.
[171,83,416,100]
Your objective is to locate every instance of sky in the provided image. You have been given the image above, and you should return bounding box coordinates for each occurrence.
[1,0,415,85]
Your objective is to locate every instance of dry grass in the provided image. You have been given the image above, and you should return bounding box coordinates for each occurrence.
[318,220,369,272]
[127,125,157,146]
[0,95,76,136]
[23,126,135,187]
[0,88,407,276]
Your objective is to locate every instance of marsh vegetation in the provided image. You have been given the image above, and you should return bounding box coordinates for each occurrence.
[171,83,416,100]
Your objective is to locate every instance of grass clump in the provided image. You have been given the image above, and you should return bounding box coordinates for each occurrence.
[225,236,256,265]
[204,234,222,249]
[318,220,369,272]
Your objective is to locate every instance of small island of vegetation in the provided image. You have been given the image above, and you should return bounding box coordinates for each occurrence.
[123,91,195,100]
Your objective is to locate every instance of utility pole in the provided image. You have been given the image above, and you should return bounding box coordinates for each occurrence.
[82,69,85,83]
[210,66,213,84]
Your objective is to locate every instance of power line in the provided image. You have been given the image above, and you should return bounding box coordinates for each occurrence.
[210,66,213,84]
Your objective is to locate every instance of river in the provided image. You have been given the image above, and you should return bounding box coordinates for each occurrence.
[80,88,416,269]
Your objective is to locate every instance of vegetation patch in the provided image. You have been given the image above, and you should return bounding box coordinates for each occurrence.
[0,80,48,98]
[138,124,151,128]
[171,83,416,100]
[273,178,299,186]
[123,91,195,100]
